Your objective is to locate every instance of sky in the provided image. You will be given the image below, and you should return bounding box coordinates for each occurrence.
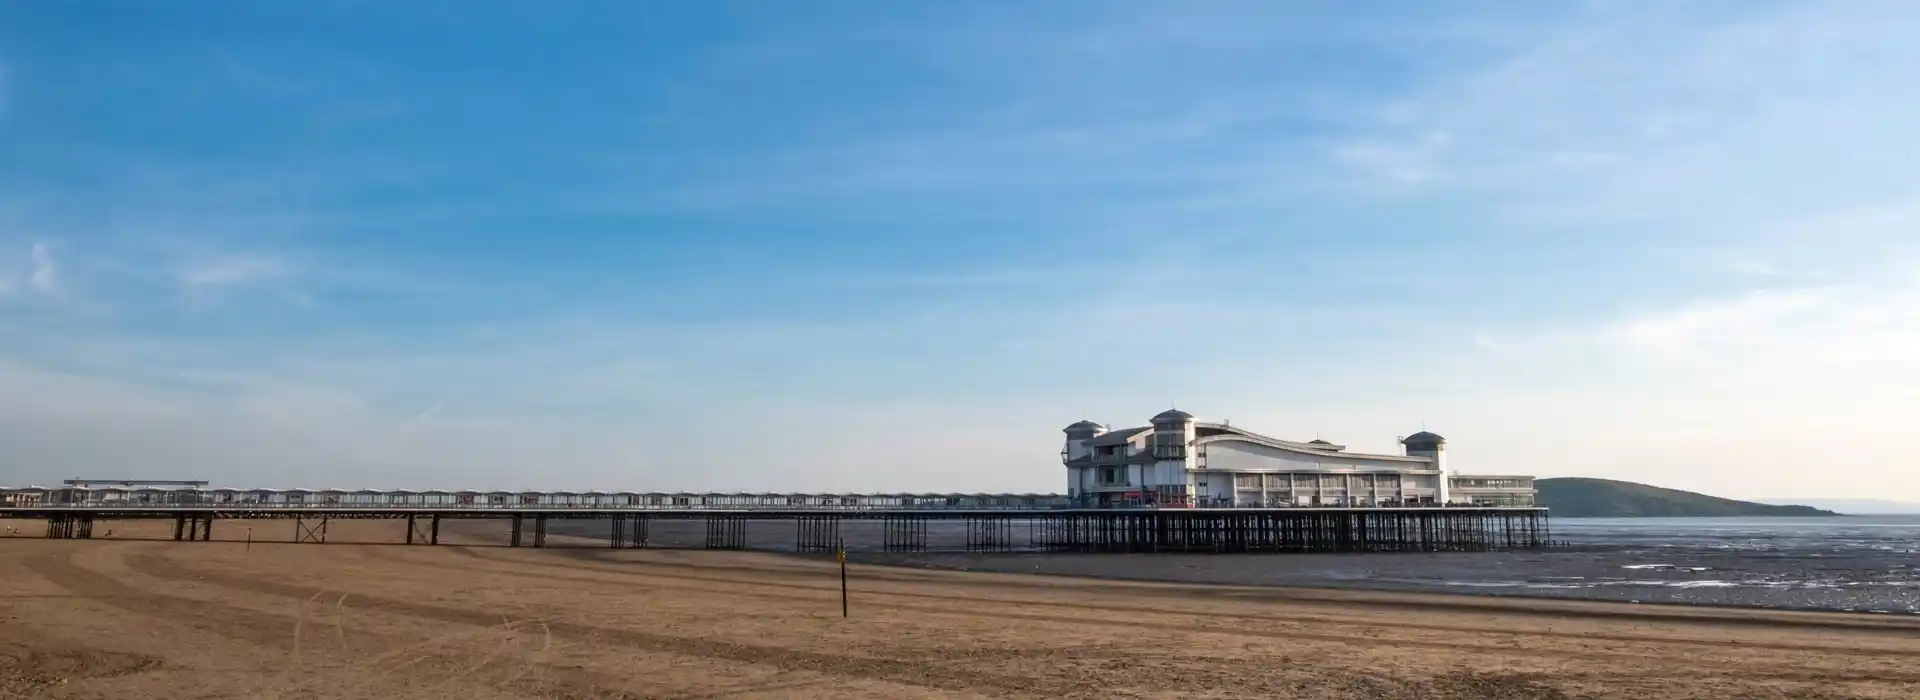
[1,1,1915,498]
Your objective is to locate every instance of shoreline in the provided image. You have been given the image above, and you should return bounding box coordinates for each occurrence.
[831,549,1920,619]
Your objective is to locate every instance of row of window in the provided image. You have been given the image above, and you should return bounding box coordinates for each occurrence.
[1235,474,1409,488]
[1464,495,1538,506]
[1454,479,1534,489]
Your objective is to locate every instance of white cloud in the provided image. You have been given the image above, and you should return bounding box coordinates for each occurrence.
[1326,1,1920,232]
[410,399,445,423]
[181,255,288,289]
[1607,287,1841,363]
[1330,139,1436,185]
[1435,251,1920,498]
[0,242,56,300]
[28,243,55,294]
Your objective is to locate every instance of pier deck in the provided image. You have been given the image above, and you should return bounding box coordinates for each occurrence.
[5,506,1550,553]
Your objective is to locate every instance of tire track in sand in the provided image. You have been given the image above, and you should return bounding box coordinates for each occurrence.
[446,546,1920,669]
[23,547,316,651]
[20,546,644,700]
[125,551,1065,698]
[568,546,1920,635]
[154,546,1920,687]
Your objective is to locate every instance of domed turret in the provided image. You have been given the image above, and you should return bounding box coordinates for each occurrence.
[1061,420,1107,465]
[1062,420,1106,439]
[1150,408,1194,425]
[1401,431,1446,450]
[1401,430,1450,502]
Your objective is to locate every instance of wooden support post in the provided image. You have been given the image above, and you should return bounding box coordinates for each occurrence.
[294,516,327,544]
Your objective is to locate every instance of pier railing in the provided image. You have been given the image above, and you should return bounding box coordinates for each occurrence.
[2,487,1532,511]
[3,499,1534,512]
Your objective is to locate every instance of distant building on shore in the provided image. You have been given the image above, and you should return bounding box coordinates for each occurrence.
[1061,410,1536,508]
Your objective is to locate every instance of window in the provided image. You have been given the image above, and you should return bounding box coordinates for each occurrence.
[1152,432,1186,458]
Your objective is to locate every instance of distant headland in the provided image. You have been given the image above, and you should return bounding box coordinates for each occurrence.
[1537,477,1838,517]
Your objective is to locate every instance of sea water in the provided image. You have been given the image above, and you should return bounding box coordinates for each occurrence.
[857,516,1920,614]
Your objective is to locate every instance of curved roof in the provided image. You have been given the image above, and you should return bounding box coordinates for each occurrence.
[1307,438,1334,445]
[1192,424,1435,464]
[1063,420,1104,432]
[1402,431,1446,444]
[1151,408,1195,423]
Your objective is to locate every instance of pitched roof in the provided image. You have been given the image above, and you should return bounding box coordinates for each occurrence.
[1082,426,1152,447]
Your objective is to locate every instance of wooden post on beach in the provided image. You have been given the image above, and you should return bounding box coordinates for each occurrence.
[838,537,849,618]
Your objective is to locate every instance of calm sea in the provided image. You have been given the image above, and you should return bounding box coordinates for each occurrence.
[851,516,1920,614]
[553,515,1920,613]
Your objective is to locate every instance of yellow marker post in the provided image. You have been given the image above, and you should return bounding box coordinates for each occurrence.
[838,537,849,618]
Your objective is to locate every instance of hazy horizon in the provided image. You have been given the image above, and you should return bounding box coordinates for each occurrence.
[2,1,1914,498]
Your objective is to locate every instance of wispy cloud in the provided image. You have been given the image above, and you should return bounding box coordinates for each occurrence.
[28,243,54,294]
[410,399,444,423]
[0,241,56,300]
[1323,1,1920,231]
[181,255,289,289]
[1607,287,1841,362]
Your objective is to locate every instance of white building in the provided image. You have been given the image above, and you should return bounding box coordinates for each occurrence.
[1061,410,1536,508]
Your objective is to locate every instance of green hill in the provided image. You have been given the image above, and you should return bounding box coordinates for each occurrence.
[1537,478,1838,517]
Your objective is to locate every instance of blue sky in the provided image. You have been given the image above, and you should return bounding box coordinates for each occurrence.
[2,1,1916,497]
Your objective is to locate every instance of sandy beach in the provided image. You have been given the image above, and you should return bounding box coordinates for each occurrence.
[4,519,1919,699]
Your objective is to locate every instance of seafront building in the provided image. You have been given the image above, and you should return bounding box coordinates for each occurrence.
[1062,410,1537,508]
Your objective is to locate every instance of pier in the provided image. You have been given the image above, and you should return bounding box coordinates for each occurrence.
[7,503,1549,553]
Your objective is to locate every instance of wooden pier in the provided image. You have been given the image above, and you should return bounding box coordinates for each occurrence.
[11,506,1550,553]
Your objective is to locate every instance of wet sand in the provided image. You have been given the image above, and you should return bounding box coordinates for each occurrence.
[4,518,1920,699]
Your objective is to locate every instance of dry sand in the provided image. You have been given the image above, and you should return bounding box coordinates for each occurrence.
[3,518,1919,699]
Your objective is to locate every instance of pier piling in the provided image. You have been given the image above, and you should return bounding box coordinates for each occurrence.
[882,516,926,552]
[704,516,746,550]
[796,515,838,553]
